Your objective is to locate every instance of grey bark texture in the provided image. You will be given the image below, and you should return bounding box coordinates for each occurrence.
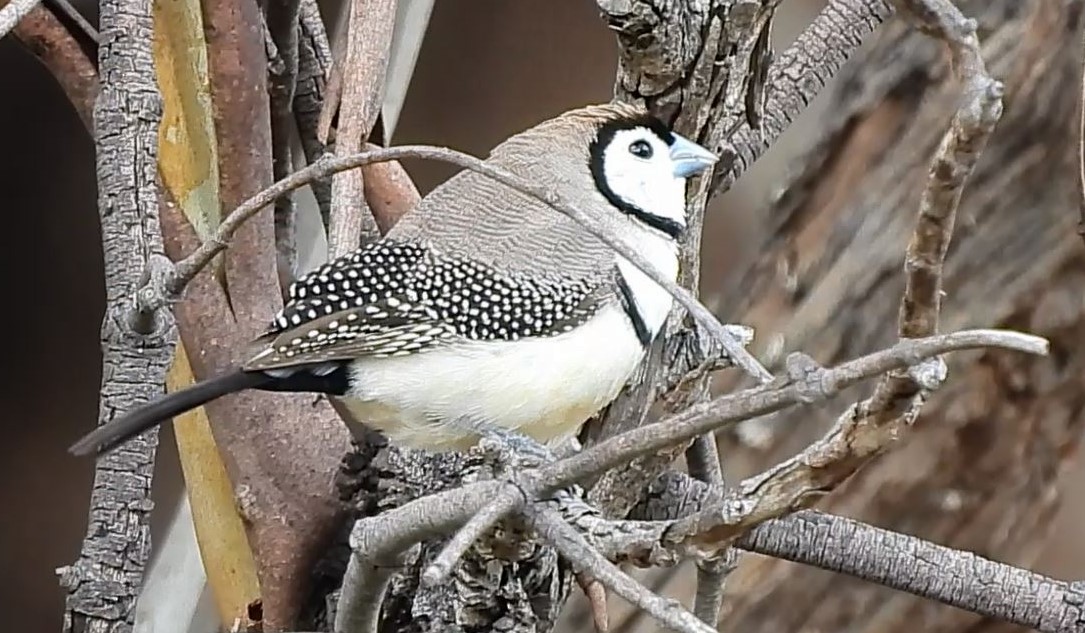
[57,0,174,631]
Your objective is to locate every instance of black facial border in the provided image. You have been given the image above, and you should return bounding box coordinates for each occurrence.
[588,114,684,241]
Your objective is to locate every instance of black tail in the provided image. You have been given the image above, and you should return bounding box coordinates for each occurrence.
[69,369,274,457]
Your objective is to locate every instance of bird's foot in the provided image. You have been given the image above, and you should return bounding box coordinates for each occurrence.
[449,416,556,469]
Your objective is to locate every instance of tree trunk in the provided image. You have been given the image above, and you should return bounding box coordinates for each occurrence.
[715,0,1085,630]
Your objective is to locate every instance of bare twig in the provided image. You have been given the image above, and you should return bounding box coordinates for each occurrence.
[326,0,396,255]
[161,144,770,383]
[420,486,524,586]
[333,518,408,633]
[606,471,1085,633]
[295,0,333,226]
[0,0,41,38]
[531,508,715,633]
[333,329,1046,600]
[683,436,730,626]
[11,3,97,130]
[716,0,895,193]
[539,329,1044,502]
[331,481,506,631]
[740,512,1085,633]
[576,573,610,633]
[1078,2,1085,244]
[266,0,304,288]
[893,0,1003,339]
[45,0,97,44]
[808,0,1004,500]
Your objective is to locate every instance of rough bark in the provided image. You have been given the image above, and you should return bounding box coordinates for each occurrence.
[58,0,173,631]
[713,1,1085,631]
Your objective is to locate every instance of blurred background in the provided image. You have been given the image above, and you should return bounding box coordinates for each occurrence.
[1,0,1082,630]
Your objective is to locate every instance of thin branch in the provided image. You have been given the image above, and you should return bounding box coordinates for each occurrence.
[803,0,1004,517]
[11,3,97,130]
[266,0,304,288]
[326,0,396,256]
[160,144,770,384]
[536,329,1044,500]
[329,329,1047,598]
[609,471,1085,633]
[530,508,715,633]
[45,0,97,44]
[894,0,1002,339]
[716,0,895,194]
[331,482,507,631]
[1080,9,1085,245]
[420,487,524,586]
[738,512,1085,633]
[0,0,42,38]
[332,517,409,633]
[295,0,333,227]
[683,436,730,626]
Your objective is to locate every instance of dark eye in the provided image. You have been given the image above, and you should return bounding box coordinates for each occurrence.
[628,140,653,159]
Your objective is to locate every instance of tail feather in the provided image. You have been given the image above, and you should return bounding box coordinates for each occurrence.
[69,369,274,457]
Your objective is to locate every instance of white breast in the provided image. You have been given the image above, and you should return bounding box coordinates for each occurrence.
[616,233,679,337]
[342,302,649,450]
[342,226,680,452]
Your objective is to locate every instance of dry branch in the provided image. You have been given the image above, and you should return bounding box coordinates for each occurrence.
[266,0,304,287]
[530,509,715,633]
[330,328,1045,633]
[294,0,334,227]
[626,472,1085,633]
[682,435,730,625]
[0,0,41,38]
[59,0,172,631]
[741,512,1085,633]
[326,0,396,255]
[716,0,895,193]
[11,3,97,130]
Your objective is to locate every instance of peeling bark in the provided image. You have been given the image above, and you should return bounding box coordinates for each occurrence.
[59,0,172,631]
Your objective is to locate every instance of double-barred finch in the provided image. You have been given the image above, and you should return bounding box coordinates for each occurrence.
[70,102,718,457]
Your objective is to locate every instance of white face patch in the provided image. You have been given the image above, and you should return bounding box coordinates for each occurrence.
[600,127,687,235]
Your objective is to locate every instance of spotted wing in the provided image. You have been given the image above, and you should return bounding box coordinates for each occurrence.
[243,239,612,371]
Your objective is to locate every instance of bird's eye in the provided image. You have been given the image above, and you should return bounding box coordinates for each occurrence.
[628,140,653,159]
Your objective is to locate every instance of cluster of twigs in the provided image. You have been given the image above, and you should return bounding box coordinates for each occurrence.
[9,0,1081,631]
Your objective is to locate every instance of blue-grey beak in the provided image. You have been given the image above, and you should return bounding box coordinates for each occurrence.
[669,134,718,179]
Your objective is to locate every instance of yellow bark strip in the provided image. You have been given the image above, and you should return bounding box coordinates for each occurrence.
[153,0,261,626]
[166,345,261,628]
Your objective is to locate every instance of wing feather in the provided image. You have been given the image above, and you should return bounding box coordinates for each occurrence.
[243,239,616,371]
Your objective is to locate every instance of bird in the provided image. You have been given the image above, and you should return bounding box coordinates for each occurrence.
[69,102,719,458]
